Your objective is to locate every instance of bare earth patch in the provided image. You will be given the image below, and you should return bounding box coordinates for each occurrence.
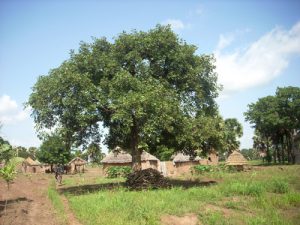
[161,213,200,225]
[0,174,59,225]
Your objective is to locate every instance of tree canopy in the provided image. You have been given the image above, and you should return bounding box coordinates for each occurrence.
[28,25,226,170]
[245,86,300,164]
[36,133,71,165]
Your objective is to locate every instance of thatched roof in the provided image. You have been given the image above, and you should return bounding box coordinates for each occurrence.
[23,157,41,166]
[141,151,159,162]
[101,150,132,164]
[68,157,87,165]
[173,153,201,163]
[101,147,159,164]
[226,150,248,165]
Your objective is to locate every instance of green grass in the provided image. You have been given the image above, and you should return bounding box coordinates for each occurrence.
[64,165,300,225]
[47,181,68,225]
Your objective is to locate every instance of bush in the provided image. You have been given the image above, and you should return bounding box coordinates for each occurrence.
[193,165,214,174]
[193,164,237,174]
[270,179,289,193]
[106,166,132,178]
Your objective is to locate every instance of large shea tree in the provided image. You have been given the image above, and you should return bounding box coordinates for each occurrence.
[28,25,220,170]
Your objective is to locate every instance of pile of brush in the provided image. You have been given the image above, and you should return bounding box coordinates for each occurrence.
[125,168,170,190]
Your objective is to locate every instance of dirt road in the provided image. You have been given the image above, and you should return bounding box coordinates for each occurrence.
[0,174,59,225]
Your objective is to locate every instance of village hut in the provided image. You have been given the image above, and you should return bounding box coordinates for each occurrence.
[141,151,160,170]
[68,157,87,174]
[199,151,219,165]
[226,150,248,171]
[172,153,201,175]
[101,146,132,170]
[22,157,43,173]
[101,146,161,171]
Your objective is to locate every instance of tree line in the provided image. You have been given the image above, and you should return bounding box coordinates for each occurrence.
[245,86,300,164]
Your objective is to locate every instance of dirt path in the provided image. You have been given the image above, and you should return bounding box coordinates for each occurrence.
[0,174,59,225]
[60,194,82,225]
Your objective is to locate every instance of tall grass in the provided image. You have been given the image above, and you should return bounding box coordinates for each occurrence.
[65,165,300,225]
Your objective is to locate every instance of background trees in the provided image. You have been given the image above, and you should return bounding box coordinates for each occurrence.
[245,86,300,164]
[28,25,223,170]
[36,133,71,167]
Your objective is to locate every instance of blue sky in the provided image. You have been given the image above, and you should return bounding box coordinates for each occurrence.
[1,0,300,152]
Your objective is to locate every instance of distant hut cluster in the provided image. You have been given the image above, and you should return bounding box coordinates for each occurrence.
[226,150,248,171]
[101,146,219,177]
[21,156,87,174]
[101,146,160,172]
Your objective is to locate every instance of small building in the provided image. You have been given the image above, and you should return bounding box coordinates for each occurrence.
[141,151,160,170]
[199,151,219,166]
[101,146,161,171]
[68,157,87,174]
[22,157,43,173]
[226,150,248,171]
[172,153,201,175]
[101,146,132,171]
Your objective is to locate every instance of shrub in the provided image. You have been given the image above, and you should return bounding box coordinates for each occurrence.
[193,165,213,174]
[270,179,289,193]
[223,181,266,197]
[193,164,237,174]
[106,166,132,178]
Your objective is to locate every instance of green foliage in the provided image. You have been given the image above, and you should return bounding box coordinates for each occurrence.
[193,164,237,174]
[156,145,175,161]
[28,25,221,167]
[0,161,17,190]
[223,118,243,152]
[37,133,71,165]
[270,179,289,193]
[106,166,132,178]
[245,86,300,164]
[0,137,14,163]
[240,148,260,160]
[193,165,214,173]
[86,142,104,164]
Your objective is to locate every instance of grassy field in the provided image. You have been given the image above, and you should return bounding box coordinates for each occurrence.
[59,165,300,225]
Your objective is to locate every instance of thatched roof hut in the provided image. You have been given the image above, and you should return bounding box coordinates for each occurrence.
[23,157,41,166]
[141,151,159,162]
[101,147,132,164]
[173,153,201,163]
[172,153,200,175]
[22,157,43,173]
[141,151,160,169]
[68,157,87,173]
[101,147,160,170]
[101,146,132,170]
[226,150,248,165]
[226,150,248,171]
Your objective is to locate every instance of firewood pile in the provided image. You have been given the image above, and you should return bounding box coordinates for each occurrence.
[125,168,170,190]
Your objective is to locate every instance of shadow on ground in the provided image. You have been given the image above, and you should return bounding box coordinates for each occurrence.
[0,197,33,212]
[58,179,217,195]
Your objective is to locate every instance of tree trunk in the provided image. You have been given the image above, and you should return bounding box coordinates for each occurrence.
[292,130,300,164]
[266,140,271,163]
[131,114,141,171]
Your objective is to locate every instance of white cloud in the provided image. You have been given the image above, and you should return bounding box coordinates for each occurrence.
[0,95,17,113]
[162,19,188,31]
[216,34,235,51]
[0,95,30,125]
[215,21,300,95]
